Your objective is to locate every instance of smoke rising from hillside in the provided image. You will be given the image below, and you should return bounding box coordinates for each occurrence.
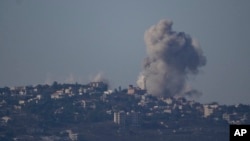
[92,72,109,85]
[137,19,206,97]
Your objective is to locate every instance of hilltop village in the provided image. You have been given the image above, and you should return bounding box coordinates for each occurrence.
[0,81,250,141]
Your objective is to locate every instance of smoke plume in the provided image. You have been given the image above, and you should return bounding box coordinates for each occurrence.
[65,73,76,84]
[92,72,109,86]
[137,19,206,97]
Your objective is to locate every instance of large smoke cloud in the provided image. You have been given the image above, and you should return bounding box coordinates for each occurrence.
[137,19,206,97]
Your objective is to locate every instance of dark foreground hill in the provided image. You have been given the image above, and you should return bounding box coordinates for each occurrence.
[0,82,248,141]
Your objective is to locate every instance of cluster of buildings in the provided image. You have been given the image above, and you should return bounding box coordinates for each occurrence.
[127,85,146,95]
[114,111,140,128]
[0,81,249,141]
[0,81,249,129]
[51,82,109,99]
[121,85,249,126]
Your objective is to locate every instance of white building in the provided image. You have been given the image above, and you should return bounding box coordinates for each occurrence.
[1,116,11,123]
[203,105,214,117]
[19,100,25,105]
[51,90,64,99]
[164,98,173,105]
[66,130,78,141]
[114,111,126,126]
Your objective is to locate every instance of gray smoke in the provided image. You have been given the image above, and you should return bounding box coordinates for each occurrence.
[137,19,206,97]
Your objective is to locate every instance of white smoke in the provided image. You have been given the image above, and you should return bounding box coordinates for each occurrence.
[44,72,53,85]
[65,73,76,84]
[92,72,109,85]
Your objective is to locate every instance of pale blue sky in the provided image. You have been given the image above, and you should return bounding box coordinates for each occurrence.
[1,0,250,104]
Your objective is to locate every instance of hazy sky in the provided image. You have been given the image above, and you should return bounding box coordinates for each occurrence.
[1,0,250,104]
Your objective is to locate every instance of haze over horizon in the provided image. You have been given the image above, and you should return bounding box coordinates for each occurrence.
[1,0,250,105]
